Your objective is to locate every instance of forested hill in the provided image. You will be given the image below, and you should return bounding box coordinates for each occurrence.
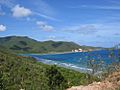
[0,46,99,90]
[0,36,102,53]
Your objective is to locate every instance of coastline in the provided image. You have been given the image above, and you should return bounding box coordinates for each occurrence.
[25,51,79,55]
[31,56,92,73]
[20,49,103,56]
[20,49,109,74]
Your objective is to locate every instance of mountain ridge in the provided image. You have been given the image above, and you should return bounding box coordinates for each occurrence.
[0,36,103,53]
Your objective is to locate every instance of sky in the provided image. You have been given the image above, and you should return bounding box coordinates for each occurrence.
[0,0,120,47]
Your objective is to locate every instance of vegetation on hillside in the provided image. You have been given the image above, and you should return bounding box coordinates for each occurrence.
[0,36,102,53]
[45,65,68,90]
[86,45,120,80]
[67,46,120,90]
[0,48,99,90]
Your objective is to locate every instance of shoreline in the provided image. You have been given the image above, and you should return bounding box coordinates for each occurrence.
[20,51,82,56]
[20,49,103,56]
[20,49,108,74]
[32,56,92,73]
[27,51,79,55]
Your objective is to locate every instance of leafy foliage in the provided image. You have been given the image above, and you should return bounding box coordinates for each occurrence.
[0,48,99,90]
[0,36,102,53]
[107,46,120,74]
[45,65,68,90]
[0,36,80,53]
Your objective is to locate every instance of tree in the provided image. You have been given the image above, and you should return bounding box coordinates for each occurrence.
[87,52,104,75]
[108,45,120,72]
[0,71,5,90]
[45,65,68,90]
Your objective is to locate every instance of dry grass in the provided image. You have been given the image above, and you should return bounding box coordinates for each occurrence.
[67,70,120,90]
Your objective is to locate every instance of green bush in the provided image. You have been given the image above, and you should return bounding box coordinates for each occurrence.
[45,65,68,90]
[0,50,99,90]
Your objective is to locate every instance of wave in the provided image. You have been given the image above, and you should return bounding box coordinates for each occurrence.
[34,56,92,73]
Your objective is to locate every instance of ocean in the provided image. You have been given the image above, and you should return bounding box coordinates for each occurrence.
[22,50,120,73]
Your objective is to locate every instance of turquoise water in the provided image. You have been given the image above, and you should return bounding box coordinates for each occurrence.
[22,50,119,72]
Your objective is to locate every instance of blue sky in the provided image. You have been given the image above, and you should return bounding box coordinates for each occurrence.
[0,0,120,47]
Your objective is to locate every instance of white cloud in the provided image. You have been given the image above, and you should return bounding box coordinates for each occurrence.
[0,0,58,21]
[31,0,54,16]
[48,36,56,40]
[34,12,60,21]
[0,24,6,31]
[36,21,54,31]
[12,5,32,18]
[45,35,66,41]
[29,0,59,21]
[63,24,97,35]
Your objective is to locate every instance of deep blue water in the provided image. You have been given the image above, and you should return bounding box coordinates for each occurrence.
[22,50,120,72]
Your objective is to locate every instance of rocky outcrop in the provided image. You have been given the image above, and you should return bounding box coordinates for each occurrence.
[67,81,117,90]
[67,71,120,90]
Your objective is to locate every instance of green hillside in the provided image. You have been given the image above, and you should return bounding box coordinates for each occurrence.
[0,36,81,53]
[0,36,102,53]
[0,47,99,90]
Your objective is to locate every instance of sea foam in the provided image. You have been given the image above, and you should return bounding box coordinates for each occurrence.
[34,56,92,73]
